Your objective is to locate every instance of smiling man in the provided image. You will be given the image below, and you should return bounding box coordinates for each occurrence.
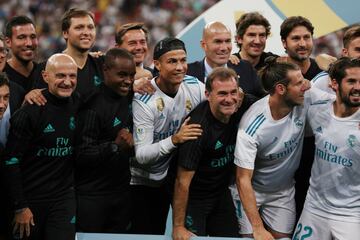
[131,37,205,234]
[75,48,136,233]
[115,22,149,68]
[233,12,277,71]
[32,9,104,102]
[280,16,322,80]
[4,15,39,93]
[232,59,332,240]
[2,54,79,240]
[187,21,263,97]
[172,68,256,240]
[294,57,360,240]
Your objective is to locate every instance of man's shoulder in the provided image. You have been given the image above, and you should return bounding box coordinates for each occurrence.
[228,59,256,77]
[240,96,268,128]
[187,60,205,80]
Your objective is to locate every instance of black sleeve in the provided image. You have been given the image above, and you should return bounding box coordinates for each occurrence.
[177,116,205,171]
[2,110,33,210]
[74,109,117,168]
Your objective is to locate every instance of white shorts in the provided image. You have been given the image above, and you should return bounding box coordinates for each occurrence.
[229,184,296,235]
[294,208,360,240]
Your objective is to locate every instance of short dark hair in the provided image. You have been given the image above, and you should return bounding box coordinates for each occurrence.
[104,47,134,69]
[343,24,360,49]
[0,72,10,88]
[205,67,239,92]
[280,16,314,40]
[61,8,95,32]
[4,15,35,38]
[259,56,300,95]
[115,22,149,45]
[235,12,271,49]
[329,57,360,85]
[153,37,186,60]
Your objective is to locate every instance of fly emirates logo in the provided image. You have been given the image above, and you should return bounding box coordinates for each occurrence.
[315,141,353,167]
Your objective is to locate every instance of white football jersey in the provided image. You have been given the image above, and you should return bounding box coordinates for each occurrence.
[311,71,335,95]
[131,75,205,186]
[234,87,333,192]
[305,100,360,222]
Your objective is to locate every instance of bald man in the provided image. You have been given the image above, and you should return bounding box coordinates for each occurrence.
[187,21,264,97]
[2,54,80,240]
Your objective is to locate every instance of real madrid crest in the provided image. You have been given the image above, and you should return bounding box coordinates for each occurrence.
[186,99,192,112]
[156,98,165,112]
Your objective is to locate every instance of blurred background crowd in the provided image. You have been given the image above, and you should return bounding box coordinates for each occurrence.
[0,0,344,65]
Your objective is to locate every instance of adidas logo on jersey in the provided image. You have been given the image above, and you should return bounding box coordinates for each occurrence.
[215,140,223,150]
[113,117,121,127]
[315,126,323,134]
[43,124,55,133]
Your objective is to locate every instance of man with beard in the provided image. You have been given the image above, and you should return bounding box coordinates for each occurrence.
[233,59,331,240]
[2,54,79,240]
[312,24,360,94]
[280,16,322,80]
[294,57,360,240]
[233,12,278,71]
[3,16,39,93]
[280,16,323,219]
[31,8,104,104]
[187,21,264,97]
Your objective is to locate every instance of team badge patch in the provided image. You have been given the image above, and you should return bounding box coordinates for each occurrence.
[156,98,165,112]
[346,134,358,148]
[186,99,192,112]
[294,117,303,128]
[135,127,145,141]
[93,75,102,86]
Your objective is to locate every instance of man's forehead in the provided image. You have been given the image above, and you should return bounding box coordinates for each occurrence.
[12,24,36,34]
[161,49,186,59]
[70,15,95,25]
[0,85,10,94]
[288,26,312,36]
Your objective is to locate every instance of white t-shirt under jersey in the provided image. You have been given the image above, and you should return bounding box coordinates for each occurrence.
[234,87,333,192]
[305,100,360,222]
[131,75,205,186]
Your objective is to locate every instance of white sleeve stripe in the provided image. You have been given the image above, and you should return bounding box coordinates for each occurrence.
[245,113,266,137]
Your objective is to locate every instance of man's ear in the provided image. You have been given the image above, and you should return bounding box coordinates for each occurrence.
[275,83,287,96]
[205,90,210,99]
[62,31,69,41]
[236,35,243,45]
[200,39,206,51]
[154,60,161,72]
[281,39,287,51]
[330,78,339,92]
[42,70,49,83]
[342,47,349,57]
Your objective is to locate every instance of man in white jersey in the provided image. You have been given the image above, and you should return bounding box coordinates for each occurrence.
[130,37,205,234]
[294,57,360,240]
[232,58,331,240]
[312,24,360,94]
